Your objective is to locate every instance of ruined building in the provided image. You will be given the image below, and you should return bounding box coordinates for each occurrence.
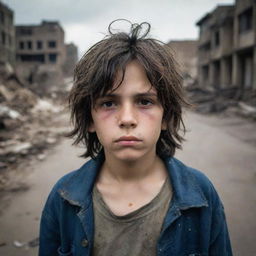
[16,20,65,66]
[168,40,198,87]
[15,20,68,94]
[62,42,78,76]
[197,0,256,91]
[0,1,15,66]
[15,21,78,81]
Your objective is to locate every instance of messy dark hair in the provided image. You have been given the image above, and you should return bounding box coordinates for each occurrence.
[67,19,190,159]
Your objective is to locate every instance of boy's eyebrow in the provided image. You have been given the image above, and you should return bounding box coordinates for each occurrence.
[101,92,158,98]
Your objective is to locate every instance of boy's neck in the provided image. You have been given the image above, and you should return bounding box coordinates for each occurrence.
[99,151,167,184]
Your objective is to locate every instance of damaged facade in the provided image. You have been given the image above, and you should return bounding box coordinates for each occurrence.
[62,42,78,76]
[15,20,77,95]
[15,21,78,89]
[0,1,15,66]
[167,40,198,87]
[16,20,65,66]
[197,0,256,91]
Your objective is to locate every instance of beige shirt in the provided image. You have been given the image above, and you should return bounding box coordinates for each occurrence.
[92,178,172,256]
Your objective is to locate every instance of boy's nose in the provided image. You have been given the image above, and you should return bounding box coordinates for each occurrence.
[118,104,137,128]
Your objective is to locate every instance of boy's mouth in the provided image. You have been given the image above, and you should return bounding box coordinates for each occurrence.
[115,136,142,145]
[115,136,141,142]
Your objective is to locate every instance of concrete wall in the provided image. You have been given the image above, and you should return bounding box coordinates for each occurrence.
[168,40,198,86]
[221,21,234,55]
[0,2,15,66]
[168,40,198,84]
[62,43,78,77]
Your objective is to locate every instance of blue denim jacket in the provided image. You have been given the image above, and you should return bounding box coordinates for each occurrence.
[39,154,233,256]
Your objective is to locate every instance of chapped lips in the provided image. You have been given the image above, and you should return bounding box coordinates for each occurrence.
[115,136,141,142]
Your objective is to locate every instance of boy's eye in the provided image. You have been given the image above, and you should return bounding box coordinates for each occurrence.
[138,99,153,106]
[101,101,116,108]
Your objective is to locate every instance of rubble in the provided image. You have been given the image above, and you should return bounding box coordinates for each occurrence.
[13,237,39,249]
[0,105,21,119]
[0,62,71,192]
[32,98,62,114]
[37,153,46,161]
[238,102,256,119]
[0,85,14,101]
[186,85,256,121]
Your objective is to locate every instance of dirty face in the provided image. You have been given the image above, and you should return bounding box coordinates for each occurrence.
[89,60,166,162]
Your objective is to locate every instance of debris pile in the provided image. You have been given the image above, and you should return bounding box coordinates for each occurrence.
[15,64,65,97]
[0,63,69,190]
[186,85,256,121]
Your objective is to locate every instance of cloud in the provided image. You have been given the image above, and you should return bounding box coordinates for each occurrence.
[5,0,235,54]
[65,22,106,56]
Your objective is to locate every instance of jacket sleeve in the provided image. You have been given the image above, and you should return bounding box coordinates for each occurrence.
[39,209,60,255]
[209,192,233,255]
[39,188,61,256]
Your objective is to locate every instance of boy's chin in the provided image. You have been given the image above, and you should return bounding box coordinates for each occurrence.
[111,149,151,163]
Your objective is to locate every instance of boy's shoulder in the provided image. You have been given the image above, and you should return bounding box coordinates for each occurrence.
[167,157,222,208]
[44,157,101,209]
[170,157,213,187]
[50,159,94,190]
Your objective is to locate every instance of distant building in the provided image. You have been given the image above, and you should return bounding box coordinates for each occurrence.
[15,20,65,66]
[196,0,256,90]
[168,40,198,86]
[0,1,15,66]
[63,42,78,76]
[233,0,256,90]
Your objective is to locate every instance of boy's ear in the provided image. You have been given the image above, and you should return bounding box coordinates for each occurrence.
[161,119,167,130]
[88,122,96,133]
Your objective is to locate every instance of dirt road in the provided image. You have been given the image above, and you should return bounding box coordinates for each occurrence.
[0,111,255,256]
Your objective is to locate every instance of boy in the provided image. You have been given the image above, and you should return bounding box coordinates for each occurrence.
[39,20,233,255]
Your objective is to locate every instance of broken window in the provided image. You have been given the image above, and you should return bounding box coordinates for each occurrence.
[1,31,6,45]
[19,54,45,63]
[8,35,12,47]
[48,41,57,48]
[37,41,43,49]
[204,42,211,51]
[202,65,209,82]
[0,11,4,24]
[19,41,24,49]
[8,14,13,27]
[239,7,253,33]
[49,53,57,63]
[214,31,220,47]
[27,41,32,50]
[18,28,33,36]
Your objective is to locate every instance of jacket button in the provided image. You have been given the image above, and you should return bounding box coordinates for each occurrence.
[81,239,88,247]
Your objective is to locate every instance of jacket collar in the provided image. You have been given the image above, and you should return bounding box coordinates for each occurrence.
[58,153,208,210]
[58,152,104,209]
[164,157,208,210]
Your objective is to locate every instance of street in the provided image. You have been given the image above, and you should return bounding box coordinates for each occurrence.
[0,111,255,256]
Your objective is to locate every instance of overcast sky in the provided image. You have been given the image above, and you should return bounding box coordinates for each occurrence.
[4,0,234,56]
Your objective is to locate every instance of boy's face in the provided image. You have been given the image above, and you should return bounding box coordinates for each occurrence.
[89,60,166,162]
